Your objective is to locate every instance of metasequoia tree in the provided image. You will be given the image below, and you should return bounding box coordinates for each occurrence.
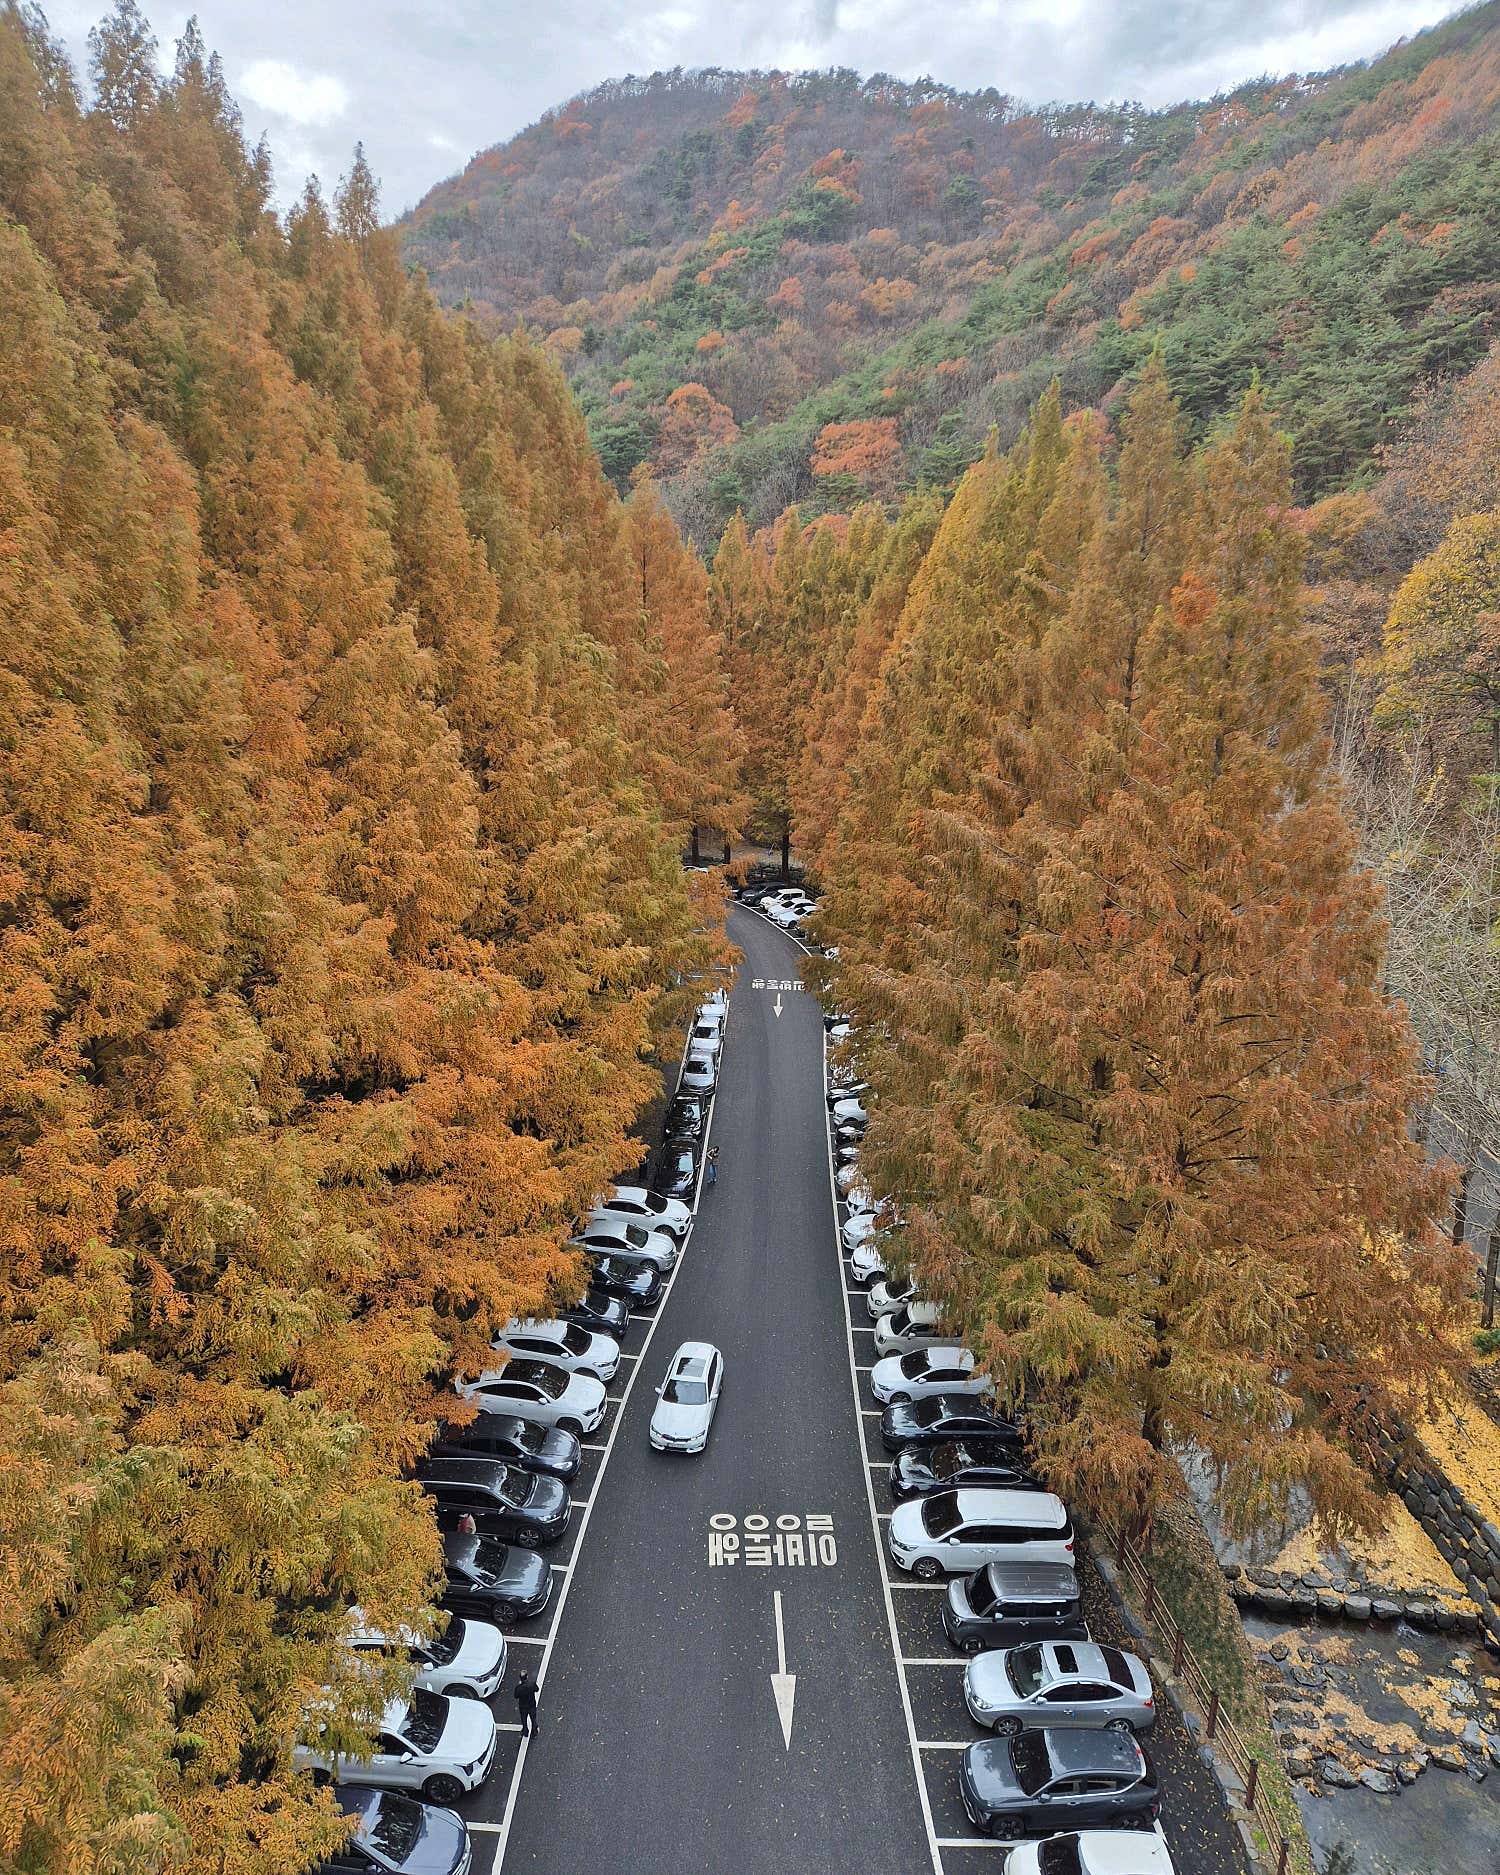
[825,369,1468,1534]
[0,10,720,1870]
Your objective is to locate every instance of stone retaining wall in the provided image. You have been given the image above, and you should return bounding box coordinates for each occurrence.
[1366,1415,1500,1654]
[1222,1563,1488,1641]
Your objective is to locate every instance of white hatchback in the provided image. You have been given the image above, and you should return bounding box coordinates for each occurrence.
[870,1345,988,1404]
[867,1271,919,1319]
[295,1691,497,1807]
[872,1299,962,1358]
[650,1341,724,1453]
[493,1319,619,1382]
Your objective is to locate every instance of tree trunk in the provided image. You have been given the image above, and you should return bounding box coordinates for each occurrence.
[1484,1225,1499,1331]
[780,819,791,880]
[1453,1162,1473,1248]
[690,824,700,864]
[722,835,731,865]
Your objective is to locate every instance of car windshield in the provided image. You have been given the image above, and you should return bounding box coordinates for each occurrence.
[909,1399,944,1427]
[359,1792,422,1861]
[899,1349,932,1376]
[1036,1841,1083,1875]
[624,1224,649,1247]
[559,1324,589,1353]
[921,1495,963,1538]
[496,1470,531,1509]
[471,1539,510,1580]
[426,1624,461,1666]
[507,1363,565,1397]
[664,1376,708,1405]
[401,1690,448,1753]
[968,1569,999,1615]
[1006,1645,1047,1697]
[932,1445,969,1480]
[1012,1731,1053,1796]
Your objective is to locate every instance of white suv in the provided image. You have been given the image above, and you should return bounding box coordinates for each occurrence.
[888,1489,1075,1578]
[296,1691,497,1806]
[346,1613,507,1701]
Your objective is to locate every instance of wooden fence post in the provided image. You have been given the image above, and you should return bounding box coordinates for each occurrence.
[1206,1688,1220,1740]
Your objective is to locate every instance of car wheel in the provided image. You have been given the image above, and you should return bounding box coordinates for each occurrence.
[423,1774,465,1806]
[963,1636,984,1656]
[889,1391,911,1406]
[1108,1717,1133,1732]
[995,1716,1022,1738]
[448,1684,478,1700]
[557,1419,583,1437]
[913,1556,943,1582]
[309,1768,331,1788]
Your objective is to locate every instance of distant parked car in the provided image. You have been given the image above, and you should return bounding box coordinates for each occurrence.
[570,1221,676,1272]
[585,1253,662,1307]
[1001,1828,1177,1875]
[870,1346,988,1405]
[679,1052,717,1095]
[688,1019,722,1062]
[663,1093,707,1142]
[431,1416,580,1484]
[493,1319,619,1381]
[456,1360,606,1436]
[295,1691,496,1807]
[959,1729,1159,1840]
[867,1270,918,1318]
[889,1440,1042,1503]
[964,1640,1155,1735]
[649,1341,724,1454]
[561,1288,630,1339]
[842,1211,879,1253]
[887,1488,1074,1577]
[440,1531,552,1628]
[880,1396,1025,1454]
[346,1612,506,1702]
[319,1786,471,1875]
[415,1456,570,1548]
[944,1562,1088,1656]
[650,1144,698,1202]
[590,1184,691,1239]
[827,1079,868,1107]
[831,1095,867,1129]
[837,1162,868,1197]
[872,1300,963,1358]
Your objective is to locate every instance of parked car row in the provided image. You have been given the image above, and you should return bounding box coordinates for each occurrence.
[824,1007,1176,1863]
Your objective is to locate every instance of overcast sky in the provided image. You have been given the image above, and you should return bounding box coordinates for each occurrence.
[42,0,1466,214]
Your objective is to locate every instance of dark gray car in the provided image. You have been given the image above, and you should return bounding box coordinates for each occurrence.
[943,1562,1086,1654]
[959,1728,1159,1838]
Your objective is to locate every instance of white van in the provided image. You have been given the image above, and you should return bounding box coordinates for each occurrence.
[888,1488,1075,1578]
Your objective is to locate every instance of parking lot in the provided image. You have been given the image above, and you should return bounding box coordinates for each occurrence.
[456,904,1248,1873]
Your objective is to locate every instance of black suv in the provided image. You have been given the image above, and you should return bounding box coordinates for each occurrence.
[415,1455,569,1547]
[440,1530,552,1627]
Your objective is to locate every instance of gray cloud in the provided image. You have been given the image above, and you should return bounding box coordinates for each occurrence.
[41,0,1462,214]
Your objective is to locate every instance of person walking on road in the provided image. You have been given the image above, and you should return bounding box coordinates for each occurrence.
[705,1144,718,1187]
[515,1669,539,1739]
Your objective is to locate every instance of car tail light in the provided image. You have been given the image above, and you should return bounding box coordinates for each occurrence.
[1065,1538,1074,1552]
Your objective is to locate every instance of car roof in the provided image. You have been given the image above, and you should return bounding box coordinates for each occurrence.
[1045,1729,1144,1776]
[982,1561,1079,1595]
[672,1339,717,1367]
[1075,1832,1176,1875]
[954,1488,1067,1525]
[1040,1641,1119,1680]
[418,1455,506,1483]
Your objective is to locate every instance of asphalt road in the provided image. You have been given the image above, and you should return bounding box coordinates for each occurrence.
[464,904,1248,1875]
[486,905,931,1874]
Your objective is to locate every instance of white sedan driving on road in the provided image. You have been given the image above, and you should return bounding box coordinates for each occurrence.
[870,1345,988,1404]
[649,1340,724,1453]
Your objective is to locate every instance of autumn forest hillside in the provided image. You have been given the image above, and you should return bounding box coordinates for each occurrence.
[403,3,1500,541]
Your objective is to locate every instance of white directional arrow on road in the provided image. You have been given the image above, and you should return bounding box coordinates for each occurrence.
[773,991,783,1019]
[771,1589,796,1749]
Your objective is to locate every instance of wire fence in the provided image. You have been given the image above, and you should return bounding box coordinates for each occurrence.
[1100,1516,1293,1875]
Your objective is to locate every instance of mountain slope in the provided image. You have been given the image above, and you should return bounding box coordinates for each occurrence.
[402,5,1500,539]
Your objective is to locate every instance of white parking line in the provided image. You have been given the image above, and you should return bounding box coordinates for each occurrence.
[495,1722,523,1733]
[568,1499,589,1511]
[889,1582,950,1590]
[935,1838,1010,1851]
[505,1633,547,1645]
[823,1025,945,1875]
[579,1441,607,1452]
[903,1657,965,1667]
[917,1738,971,1748]
[482,1062,722,1873]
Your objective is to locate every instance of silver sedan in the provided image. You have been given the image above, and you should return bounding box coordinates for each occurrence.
[965,1640,1155,1735]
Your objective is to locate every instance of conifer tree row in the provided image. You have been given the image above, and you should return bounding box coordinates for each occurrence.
[803,368,1471,1534]
[0,8,737,1869]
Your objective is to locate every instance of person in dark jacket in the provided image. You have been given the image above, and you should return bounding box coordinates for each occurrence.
[514,1669,539,1738]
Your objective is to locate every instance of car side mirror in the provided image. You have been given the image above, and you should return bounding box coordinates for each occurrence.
[654,1384,664,1395]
